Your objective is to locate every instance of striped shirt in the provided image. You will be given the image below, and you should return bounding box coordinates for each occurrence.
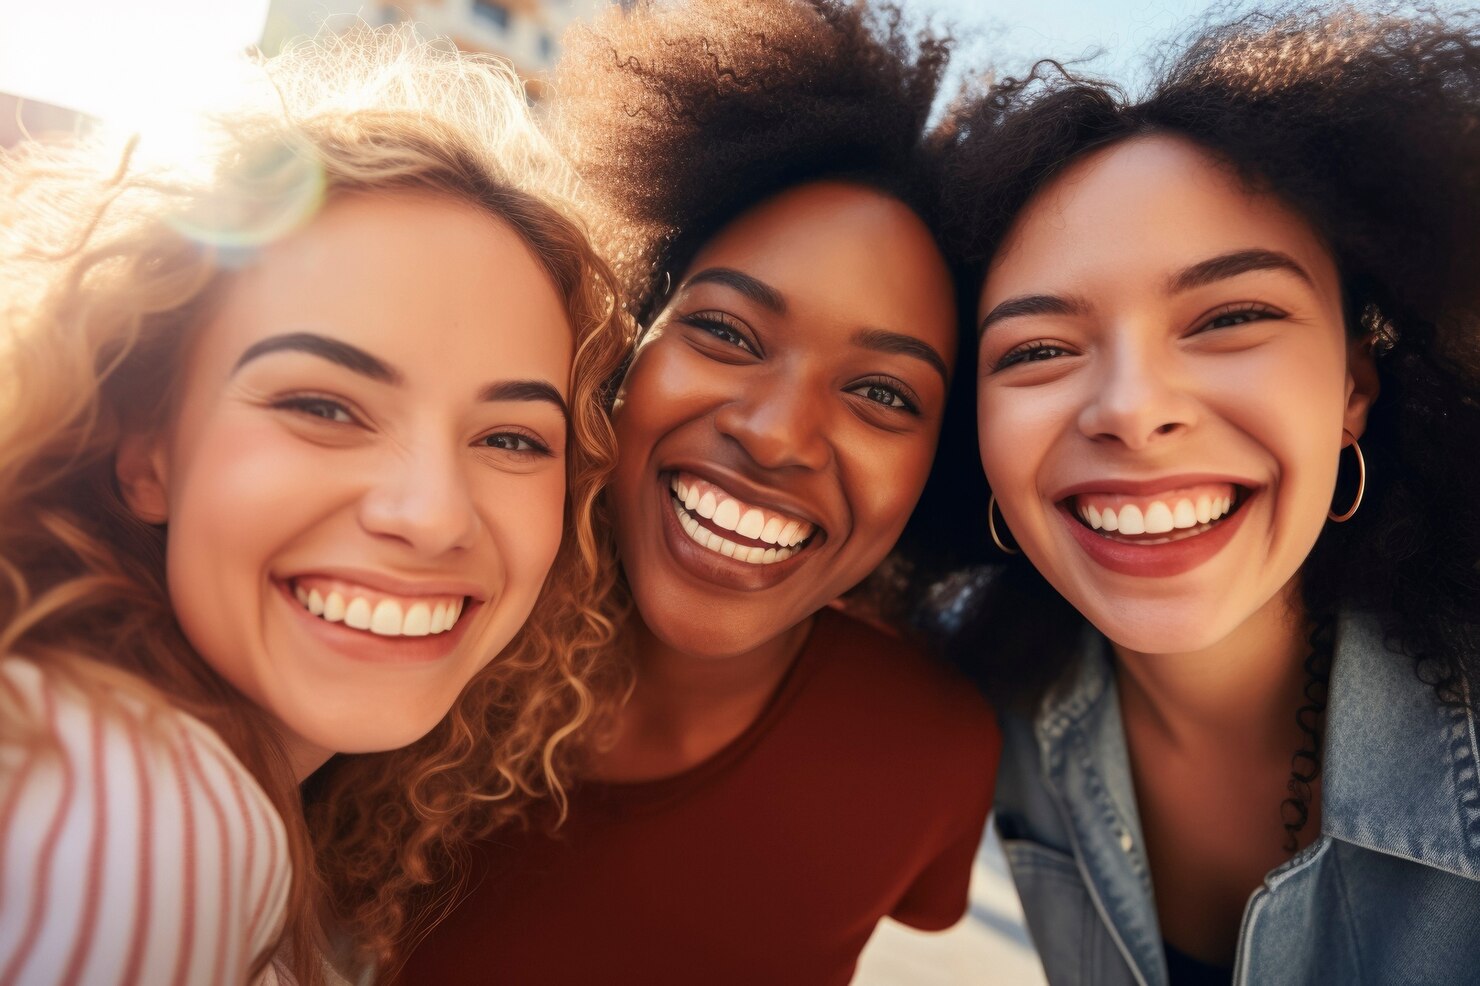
[0,658,291,986]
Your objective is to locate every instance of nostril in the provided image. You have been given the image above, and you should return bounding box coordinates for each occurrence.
[1155,422,1179,435]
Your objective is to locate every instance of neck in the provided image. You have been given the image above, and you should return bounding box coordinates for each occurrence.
[280,732,333,784]
[591,612,815,782]
[1113,579,1312,756]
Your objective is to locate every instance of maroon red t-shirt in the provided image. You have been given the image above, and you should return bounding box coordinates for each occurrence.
[394,608,1000,985]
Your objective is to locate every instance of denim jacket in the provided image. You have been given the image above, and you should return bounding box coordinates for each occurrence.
[979,612,1480,986]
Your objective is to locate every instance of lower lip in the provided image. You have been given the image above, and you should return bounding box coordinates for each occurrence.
[656,477,816,592]
[1060,494,1253,578]
[275,580,482,664]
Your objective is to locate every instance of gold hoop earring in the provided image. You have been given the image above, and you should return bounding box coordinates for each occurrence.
[1328,430,1366,523]
[988,492,1020,555]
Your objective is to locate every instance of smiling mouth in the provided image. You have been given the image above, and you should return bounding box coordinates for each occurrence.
[667,471,819,565]
[288,577,469,637]
[1064,483,1251,545]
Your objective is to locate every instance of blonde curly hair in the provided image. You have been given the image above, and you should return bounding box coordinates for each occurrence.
[0,26,628,983]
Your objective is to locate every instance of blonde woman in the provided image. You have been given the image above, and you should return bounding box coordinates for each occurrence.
[0,29,625,986]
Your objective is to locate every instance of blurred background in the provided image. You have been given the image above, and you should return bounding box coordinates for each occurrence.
[0,0,1229,147]
[0,0,1323,983]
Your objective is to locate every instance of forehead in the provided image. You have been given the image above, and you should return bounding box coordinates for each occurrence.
[686,181,955,349]
[205,191,573,386]
[984,135,1338,303]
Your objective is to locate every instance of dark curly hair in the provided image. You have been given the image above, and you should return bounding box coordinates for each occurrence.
[548,0,953,328]
[917,3,1480,730]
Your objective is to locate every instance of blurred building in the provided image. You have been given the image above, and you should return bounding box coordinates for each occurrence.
[262,0,614,94]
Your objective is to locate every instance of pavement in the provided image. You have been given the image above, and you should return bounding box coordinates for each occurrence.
[852,818,1048,985]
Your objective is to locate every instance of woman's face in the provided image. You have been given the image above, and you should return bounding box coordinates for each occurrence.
[976,136,1376,655]
[119,192,572,771]
[610,181,956,658]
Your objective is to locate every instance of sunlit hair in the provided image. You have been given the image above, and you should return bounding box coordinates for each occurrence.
[548,0,952,327]
[0,26,627,983]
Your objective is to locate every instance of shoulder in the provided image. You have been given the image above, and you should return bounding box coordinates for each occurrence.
[799,608,1002,772]
[0,657,291,986]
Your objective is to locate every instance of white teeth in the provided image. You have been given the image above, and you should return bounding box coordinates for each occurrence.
[1143,501,1175,535]
[737,508,765,539]
[713,498,741,532]
[370,599,403,636]
[761,517,784,544]
[685,485,701,511]
[1079,490,1240,538]
[404,603,431,637]
[344,597,372,631]
[778,520,801,546]
[294,583,463,636]
[697,491,718,520]
[671,499,801,566]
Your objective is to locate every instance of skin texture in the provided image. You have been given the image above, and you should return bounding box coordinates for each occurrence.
[975,135,1379,962]
[116,192,573,780]
[599,180,956,780]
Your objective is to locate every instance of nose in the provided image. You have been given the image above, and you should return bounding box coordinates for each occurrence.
[358,443,480,556]
[712,369,832,472]
[1077,335,1198,449]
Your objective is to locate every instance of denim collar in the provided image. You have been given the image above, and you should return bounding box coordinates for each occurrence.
[1031,612,1480,986]
[1320,611,1480,880]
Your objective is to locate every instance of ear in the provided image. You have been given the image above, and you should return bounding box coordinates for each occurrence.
[1342,335,1381,440]
[115,431,171,524]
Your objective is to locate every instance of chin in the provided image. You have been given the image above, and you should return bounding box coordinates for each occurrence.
[1082,603,1238,658]
[639,601,775,662]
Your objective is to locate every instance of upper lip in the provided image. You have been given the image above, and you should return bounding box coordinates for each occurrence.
[1049,474,1259,501]
[662,462,830,536]
[278,566,488,602]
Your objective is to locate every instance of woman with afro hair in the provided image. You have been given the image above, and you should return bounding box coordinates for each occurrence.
[926,4,1480,984]
[395,2,1000,983]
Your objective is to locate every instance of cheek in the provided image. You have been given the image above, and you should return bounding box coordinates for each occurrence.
[161,413,322,693]
[481,470,568,593]
[845,434,938,546]
[976,384,1053,501]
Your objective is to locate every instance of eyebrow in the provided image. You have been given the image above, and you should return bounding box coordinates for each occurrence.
[235,330,567,418]
[478,379,569,420]
[852,328,950,384]
[681,267,787,313]
[233,331,400,383]
[1169,249,1314,293]
[978,294,1088,337]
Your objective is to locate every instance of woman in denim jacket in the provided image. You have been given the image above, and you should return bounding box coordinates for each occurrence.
[923,6,1480,984]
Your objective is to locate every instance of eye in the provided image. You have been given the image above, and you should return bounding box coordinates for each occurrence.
[994,341,1072,371]
[273,395,357,424]
[476,431,553,457]
[846,377,919,414]
[678,311,758,355]
[1195,302,1286,333]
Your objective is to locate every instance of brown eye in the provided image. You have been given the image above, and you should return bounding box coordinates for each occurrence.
[1198,303,1285,333]
[846,378,918,414]
[679,312,757,354]
[996,342,1070,371]
[274,396,356,424]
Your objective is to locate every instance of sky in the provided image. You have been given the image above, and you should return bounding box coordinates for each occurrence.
[2,1,1466,126]
[905,0,1239,95]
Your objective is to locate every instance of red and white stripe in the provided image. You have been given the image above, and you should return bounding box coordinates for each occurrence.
[0,659,291,986]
